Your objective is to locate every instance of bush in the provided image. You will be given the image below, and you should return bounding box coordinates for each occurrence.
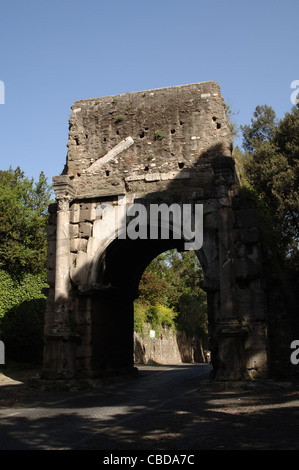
[146,303,177,331]
[134,301,178,335]
[1,298,46,363]
[134,301,148,335]
[0,270,48,364]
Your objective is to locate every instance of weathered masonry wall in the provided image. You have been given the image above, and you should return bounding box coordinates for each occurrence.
[65,81,232,198]
[134,326,207,365]
[43,81,288,383]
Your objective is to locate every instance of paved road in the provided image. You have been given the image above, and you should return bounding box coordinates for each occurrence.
[0,364,211,450]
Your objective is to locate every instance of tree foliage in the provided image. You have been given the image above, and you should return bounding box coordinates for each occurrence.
[239,104,299,298]
[241,105,278,155]
[0,167,53,277]
[0,269,48,363]
[225,104,239,139]
[134,249,208,339]
[0,167,53,365]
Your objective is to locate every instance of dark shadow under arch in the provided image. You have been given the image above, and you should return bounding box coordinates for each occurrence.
[89,231,200,376]
[101,237,186,300]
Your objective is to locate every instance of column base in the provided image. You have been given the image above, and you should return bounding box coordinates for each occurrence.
[42,329,80,380]
[210,320,250,381]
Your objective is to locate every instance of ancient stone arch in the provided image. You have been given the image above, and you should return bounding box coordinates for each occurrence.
[43,81,271,382]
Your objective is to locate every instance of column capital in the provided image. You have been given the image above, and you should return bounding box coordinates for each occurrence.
[52,175,76,202]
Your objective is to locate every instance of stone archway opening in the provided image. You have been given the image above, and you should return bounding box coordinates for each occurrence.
[88,233,196,378]
[133,248,209,367]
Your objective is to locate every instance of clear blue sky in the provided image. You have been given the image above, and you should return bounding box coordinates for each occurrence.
[0,0,298,184]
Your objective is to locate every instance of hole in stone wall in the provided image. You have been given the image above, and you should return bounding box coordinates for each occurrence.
[212,116,217,121]
[217,122,221,129]
[75,138,79,146]
[180,121,184,125]
[178,162,185,169]
[171,129,176,134]
[106,170,110,176]
[144,166,149,171]
[139,131,145,138]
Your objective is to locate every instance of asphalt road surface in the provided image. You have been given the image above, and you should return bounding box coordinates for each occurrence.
[0,364,211,450]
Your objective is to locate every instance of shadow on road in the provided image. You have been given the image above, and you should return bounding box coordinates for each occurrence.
[0,364,299,450]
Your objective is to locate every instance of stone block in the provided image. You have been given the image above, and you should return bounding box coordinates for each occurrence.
[235,209,258,228]
[70,203,80,223]
[93,215,117,240]
[70,238,88,252]
[238,227,259,244]
[47,254,56,270]
[47,268,55,285]
[79,221,93,238]
[80,205,96,222]
[48,213,57,225]
[87,237,102,256]
[145,172,161,182]
[203,211,218,230]
[69,223,79,238]
[244,323,268,375]
[70,252,90,285]
[249,279,267,290]
[234,241,246,258]
[235,258,261,280]
[47,224,57,241]
[237,287,266,321]
[47,240,56,258]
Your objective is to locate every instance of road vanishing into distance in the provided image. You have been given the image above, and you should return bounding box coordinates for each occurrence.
[0,364,212,450]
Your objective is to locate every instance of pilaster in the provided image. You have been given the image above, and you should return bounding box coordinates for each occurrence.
[42,176,78,380]
[211,156,249,380]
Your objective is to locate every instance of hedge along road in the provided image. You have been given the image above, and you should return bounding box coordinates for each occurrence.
[0,364,212,450]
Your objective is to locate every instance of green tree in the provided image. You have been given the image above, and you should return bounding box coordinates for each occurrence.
[240,105,299,259]
[134,249,208,338]
[225,104,239,140]
[138,270,171,307]
[146,304,177,331]
[177,292,207,338]
[0,167,52,364]
[239,104,299,310]
[241,105,278,155]
[164,250,207,337]
[0,167,53,277]
[0,270,48,363]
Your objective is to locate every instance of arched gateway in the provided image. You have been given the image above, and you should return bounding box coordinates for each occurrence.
[43,82,270,382]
